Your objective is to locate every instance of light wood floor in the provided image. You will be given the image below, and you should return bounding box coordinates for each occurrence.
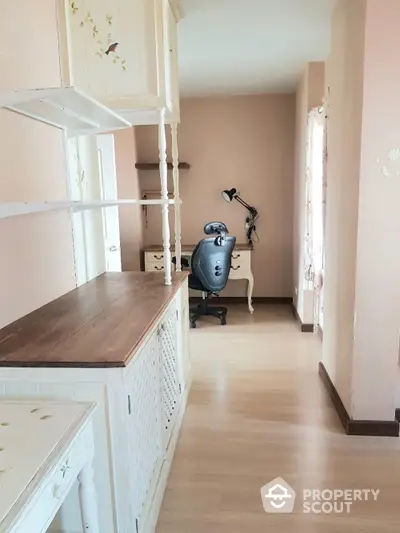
[156,305,400,533]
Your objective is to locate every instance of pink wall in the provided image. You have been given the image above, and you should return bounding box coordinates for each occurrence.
[135,95,296,297]
[352,0,400,419]
[114,127,143,271]
[0,0,76,327]
[322,0,400,420]
[293,62,325,322]
[322,0,366,414]
[307,63,325,112]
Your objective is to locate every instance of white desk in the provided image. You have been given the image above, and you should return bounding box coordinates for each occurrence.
[0,400,98,533]
[144,243,255,313]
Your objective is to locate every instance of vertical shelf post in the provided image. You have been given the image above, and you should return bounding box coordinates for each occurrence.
[171,122,182,272]
[159,108,172,285]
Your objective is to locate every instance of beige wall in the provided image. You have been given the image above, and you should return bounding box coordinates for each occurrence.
[0,0,76,328]
[135,95,296,297]
[114,128,143,271]
[293,62,325,322]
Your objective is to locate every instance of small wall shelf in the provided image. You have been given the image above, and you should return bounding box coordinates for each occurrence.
[0,87,132,135]
[136,162,190,170]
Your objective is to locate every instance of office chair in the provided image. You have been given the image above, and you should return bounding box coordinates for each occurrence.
[189,222,236,328]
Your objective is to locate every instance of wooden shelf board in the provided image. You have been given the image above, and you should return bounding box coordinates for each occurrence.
[0,86,132,134]
[136,162,190,171]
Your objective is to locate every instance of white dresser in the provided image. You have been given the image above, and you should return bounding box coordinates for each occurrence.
[0,400,97,533]
[144,243,255,313]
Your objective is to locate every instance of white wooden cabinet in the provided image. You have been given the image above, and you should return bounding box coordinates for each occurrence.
[58,0,180,123]
[0,283,190,533]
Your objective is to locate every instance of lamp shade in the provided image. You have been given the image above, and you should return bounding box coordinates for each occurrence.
[221,188,237,203]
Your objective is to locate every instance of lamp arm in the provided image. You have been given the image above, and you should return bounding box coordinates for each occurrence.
[234,195,258,217]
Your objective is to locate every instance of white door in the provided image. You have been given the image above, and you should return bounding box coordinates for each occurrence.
[97,135,122,272]
[67,136,106,287]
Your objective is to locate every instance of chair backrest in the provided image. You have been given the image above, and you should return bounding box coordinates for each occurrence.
[191,234,236,293]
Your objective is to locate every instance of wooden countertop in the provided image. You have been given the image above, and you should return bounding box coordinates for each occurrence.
[144,243,253,253]
[0,272,188,369]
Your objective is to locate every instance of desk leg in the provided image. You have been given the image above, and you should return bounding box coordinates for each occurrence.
[247,274,255,314]
[78,462,100,533]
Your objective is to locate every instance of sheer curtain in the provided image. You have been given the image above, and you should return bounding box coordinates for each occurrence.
[304,107,326,332]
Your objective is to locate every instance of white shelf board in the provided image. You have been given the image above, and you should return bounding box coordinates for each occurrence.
[0,87,132,134]
[118,107,178,126]
[0,199,176,220]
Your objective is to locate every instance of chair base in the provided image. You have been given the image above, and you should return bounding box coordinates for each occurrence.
[189,296,228,328]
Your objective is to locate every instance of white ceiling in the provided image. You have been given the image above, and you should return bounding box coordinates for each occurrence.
[178,0,335,97]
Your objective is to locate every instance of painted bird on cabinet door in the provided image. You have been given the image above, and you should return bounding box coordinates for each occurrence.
[105,42,119,55]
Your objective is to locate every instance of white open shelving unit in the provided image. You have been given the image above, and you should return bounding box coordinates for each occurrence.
[0,199,176,220]
[0,87,132,135]
[1,87,182,285]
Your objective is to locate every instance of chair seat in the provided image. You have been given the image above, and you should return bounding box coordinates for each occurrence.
[188,273,207,292]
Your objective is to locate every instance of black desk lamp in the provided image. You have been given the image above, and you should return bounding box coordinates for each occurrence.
[221,188,259,245]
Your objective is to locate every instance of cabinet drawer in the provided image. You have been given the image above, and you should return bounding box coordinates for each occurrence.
[11,423,93,533]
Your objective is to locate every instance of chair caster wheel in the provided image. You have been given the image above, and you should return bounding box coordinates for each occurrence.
[190,321,197,329]
[221,316,227,326]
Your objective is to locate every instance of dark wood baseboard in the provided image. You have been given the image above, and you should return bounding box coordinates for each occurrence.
[291,305,314,333]
[319,362,399,437]
[395,409,400,423]
[189,296,293,305]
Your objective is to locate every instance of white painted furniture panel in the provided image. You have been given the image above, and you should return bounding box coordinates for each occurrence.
[65,0,157,103]
[0,400,98,533]
[124,331,163,532]
[62,0,179,115]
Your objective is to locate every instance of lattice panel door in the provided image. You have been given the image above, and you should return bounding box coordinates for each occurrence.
[125,332,162,526]
[159,305,180,448]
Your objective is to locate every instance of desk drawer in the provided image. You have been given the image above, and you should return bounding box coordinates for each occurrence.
[146,262,167,272]
[145,252,166,263]
[231,251,251,270]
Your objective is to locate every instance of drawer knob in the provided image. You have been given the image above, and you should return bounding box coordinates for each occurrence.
[60,459,70,479]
